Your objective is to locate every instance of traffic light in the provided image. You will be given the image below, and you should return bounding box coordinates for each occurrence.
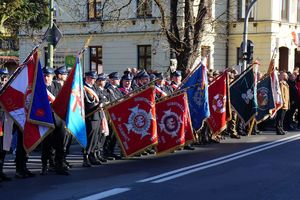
[240,40,254,64]
[247,40,254,64]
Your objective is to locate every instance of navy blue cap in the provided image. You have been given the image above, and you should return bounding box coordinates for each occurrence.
[155,72,164,80]
[0,68,9,75]
[150,74,156,81]
[123,70,131,75]
[108,72,120,80]
[171,70,182,77]
[85,71,97,79]
[136,70,149,79]
[121,73,133,81]
[42,66,55,75]
[97,73,107,81]
[55,66,68,75]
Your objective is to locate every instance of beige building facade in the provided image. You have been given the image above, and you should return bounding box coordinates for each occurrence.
[229,0,300,73]
[18,0,228,74]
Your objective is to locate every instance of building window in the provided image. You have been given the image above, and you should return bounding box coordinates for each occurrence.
[201,46,211,68]
[88,0,102,20]
[237,0,254,20]
[297,0,300,22]
[90,46,103,73]
[138,45,152,70]
[281,0,289,21]
[137,0,152,18]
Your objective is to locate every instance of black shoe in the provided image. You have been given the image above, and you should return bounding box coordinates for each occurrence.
[97,156,107,163]
[89,155,101,165]
[0,172,11,181]
[82,161,92,167]
[103,156,115,161]
[184,145,195,150]
[147,149,156,154]
[24,169,35,178]
[141,151,148,156]
[230,134,241,139]
[55,166,70,176]
[64,161,72,169]
[40,166,48,176]
[112,154,122,160]
[15,171,28,179]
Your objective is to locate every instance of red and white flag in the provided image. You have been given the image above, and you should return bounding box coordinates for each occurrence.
[207,72,229,134]
[0,52,54,152]
[156,93,186,154]
[106,87,157,157]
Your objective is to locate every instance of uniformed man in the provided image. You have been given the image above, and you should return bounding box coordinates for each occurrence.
[136,70,150,87]
[170,70,182,92]
[106,72,123,101]
[41,67,69,175]
[105,72,123,160]
[119,73,133,95]
[54,66,73,169]
[0,68,11,181]
[83,71,102,166]
[155,72,171,99]
[94,73,110,163]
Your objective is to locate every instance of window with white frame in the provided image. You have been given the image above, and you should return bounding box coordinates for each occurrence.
[137,0,152,18]
[88,0,102,20]
[281,0,289,21]
[237,0,255,20]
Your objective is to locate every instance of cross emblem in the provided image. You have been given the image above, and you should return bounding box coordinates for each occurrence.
[71,84,83,116]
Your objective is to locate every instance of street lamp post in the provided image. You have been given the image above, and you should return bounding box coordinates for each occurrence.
[47,0,54,68]
[242,0,258,72]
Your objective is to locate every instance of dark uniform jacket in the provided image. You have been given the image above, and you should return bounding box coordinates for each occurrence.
[106,83,123,101]
[84,82,101,121]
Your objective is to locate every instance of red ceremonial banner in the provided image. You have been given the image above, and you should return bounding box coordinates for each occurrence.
[156,93,186,154]
[106,87,157,157]
[207,72,228,135]
[183,93,194,144]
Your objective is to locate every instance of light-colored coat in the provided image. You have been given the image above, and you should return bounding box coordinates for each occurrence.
[280,81,290,110]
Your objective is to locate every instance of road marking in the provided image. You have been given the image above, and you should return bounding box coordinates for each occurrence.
[137,134,300,183]
[152,136,300,183]
[79,188,131,200]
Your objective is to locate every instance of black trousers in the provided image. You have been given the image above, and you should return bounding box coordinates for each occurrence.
[85,120,100,155]
[284,102,297,129]
[276,109,287,133]
[15,126,27,172]
[41,116,65,166]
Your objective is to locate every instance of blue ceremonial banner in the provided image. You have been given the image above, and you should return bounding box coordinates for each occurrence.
[230,66,258,125]
[180,63,210,130]
[256,75,275,123]
[28,60,55,127]
[66,58,87,148]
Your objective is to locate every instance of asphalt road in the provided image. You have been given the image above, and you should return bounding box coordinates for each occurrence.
[1,131,300,200]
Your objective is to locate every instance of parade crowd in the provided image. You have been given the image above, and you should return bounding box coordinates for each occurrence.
[0,61,298,183]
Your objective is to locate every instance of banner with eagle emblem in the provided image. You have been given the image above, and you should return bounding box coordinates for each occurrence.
[106,87,157,157]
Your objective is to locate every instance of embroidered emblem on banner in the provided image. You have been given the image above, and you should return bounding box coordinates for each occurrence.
[159,109,182,138]
[125,105,153,138]
[257,87,269,110]
[212,94,226,113]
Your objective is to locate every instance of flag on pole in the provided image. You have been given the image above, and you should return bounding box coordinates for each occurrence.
[0,51,54,152]
[180,63,210,130]
[256,75,275,123]
[52,58,87,148]
[207,72,229,135]
[156,93,186,154]
[230,66,258,125]
[106,87,157,157]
